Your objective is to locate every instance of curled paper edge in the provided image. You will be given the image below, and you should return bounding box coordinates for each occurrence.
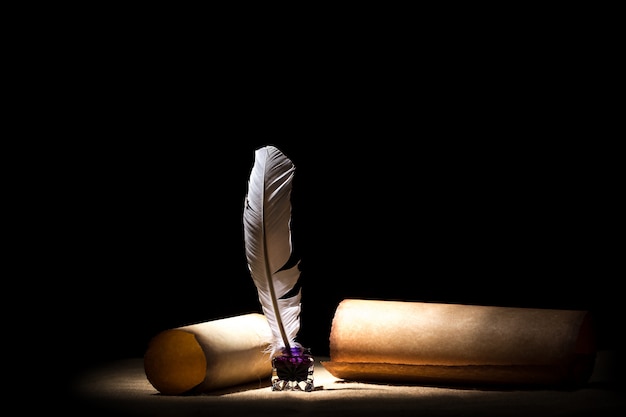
[324,299,596,387]
[144,313,273,395]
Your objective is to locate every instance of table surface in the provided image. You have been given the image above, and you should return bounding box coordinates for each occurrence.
[67,350,624,416]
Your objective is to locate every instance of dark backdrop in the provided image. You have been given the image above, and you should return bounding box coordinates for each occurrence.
[34,34,620,379]
[26,14,620,401]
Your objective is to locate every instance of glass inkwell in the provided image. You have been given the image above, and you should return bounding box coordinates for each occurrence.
[271,344,314,391]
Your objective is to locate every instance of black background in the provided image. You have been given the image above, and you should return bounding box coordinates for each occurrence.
[27,23,621,383]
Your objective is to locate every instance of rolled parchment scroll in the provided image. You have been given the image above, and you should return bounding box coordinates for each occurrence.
[322,299,596,387]
[144,313,273,395]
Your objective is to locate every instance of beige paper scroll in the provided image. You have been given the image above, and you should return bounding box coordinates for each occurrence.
[322,299,596,386]
[143,313,273,395]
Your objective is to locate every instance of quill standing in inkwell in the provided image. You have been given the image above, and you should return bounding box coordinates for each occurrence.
[243,145,314,392]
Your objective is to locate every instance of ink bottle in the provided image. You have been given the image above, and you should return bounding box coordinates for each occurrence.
[271,345,314,391]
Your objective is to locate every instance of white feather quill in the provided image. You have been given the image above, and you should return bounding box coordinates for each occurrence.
[243,145,302,357]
